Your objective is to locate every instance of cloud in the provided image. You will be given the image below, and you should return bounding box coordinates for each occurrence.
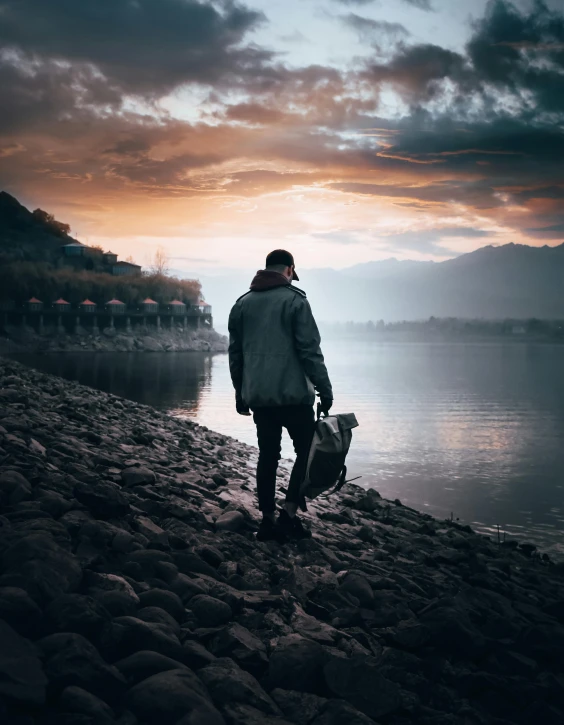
[340,13,410,49]
[401,0,434,10]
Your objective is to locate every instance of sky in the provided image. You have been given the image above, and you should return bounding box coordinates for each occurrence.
[1,0,563,278]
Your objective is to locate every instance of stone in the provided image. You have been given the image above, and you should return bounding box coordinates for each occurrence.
[138,588,185,622]
[182,640,216,670]
[190,594,233,627]
[323,655,401,720]
[121,467,156,487]
[115,650,190,685]
[312,699,381,725]
[215,510,245,532]
[92,590,139,618]
[267,635,327,694]
[137,606,181,636]
[271,688,328,725]
[124,669,225,724]
[208,623,268,677]
[0,619,47,705]
[220,703,293,725]
[171,573,209,602]
[86,572,140,605]
[45,594,109,638]
[37,490,72,518]
[199,657,280,714]
[37,632,126,702]
[0,585,43,637]
[134,516,169,546]
[112,529,136,553]
[0,531,82,602]
[0,470,32,506]
[60,686,115,723]
[103,615,185,662]
[281,565,317,600]
[198,545,225,568]
[338,573,374,607]
[73,479,130,519]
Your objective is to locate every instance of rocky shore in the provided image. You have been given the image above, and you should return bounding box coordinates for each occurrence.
[1,358,564,725]
[0,326,228,354]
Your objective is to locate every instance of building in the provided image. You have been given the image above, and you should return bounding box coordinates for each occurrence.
[111,261,141,276]
[105,299,126,314]
[197,300,212,314]
[53,298,71,312]
[169,300,186,315]
[61,242,86,257]
[141,298,159,314]
[80,299,97,313]
[103,251,118,266]
[27,297,43,312]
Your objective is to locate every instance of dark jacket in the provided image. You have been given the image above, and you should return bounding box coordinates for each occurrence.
[228,271,333,408]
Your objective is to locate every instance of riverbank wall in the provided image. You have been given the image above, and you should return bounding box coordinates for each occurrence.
[1,358,564,725]
[0,324,228,354]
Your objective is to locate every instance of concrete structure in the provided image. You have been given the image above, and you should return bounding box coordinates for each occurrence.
[61,242,86,257]
[103,251,118,265]
[141,298,159,314]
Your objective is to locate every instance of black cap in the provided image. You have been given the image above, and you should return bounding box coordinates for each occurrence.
[265,249,299,281]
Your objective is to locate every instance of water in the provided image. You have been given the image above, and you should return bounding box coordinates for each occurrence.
[9,341,564,557]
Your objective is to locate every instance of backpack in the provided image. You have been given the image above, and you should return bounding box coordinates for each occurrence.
[298,408,359,511]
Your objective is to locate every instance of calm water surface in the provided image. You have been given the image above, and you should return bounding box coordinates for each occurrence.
[10,341,564,556]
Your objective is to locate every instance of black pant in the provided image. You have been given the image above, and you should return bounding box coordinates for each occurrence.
[253,405,316,513]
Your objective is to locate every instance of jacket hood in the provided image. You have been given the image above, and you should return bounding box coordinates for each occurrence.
[249,269,290,291]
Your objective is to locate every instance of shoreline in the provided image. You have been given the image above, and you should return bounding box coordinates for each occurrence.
[2,358,564,724]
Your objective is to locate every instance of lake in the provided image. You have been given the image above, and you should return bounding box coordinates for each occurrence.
[9,341,564,557]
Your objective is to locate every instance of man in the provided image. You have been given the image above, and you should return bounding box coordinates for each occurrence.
[228,249,333,542]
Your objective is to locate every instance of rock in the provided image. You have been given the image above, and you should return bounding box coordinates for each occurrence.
[199,657,280,714]
[134,516,169,547]
[198,545,225,568]
[73,480,130,519]
[138,588,185,622]
[121,467,156,487]
[45,594,109,638]
[311,699,380,725]
[208,623,268,677]
[37,632,126,702]
[103,615,185,662]
[112,529,136,553]
[323,656,401,720]
[183,640,216,669]
[271,688,328,725]
[0,585,43,637]
[0,470,32,506]
[190,594,233,627]
[124,669,225,724]
[215,510,245,532]
[220,702,293,725]
[281,565,317,601]
[37,490,72,518]
[29,438,46,456]
[86,572,140,605]
[267,635,327,694]
[0,531,82,602]
[60,686,115,723]
[137,605,181,636]
[338,573,374,607]
[115,651,190,684]
[0,619,47,705]
[171,573,209,603]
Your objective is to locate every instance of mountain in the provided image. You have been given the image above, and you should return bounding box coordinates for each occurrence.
[0,190,75,263]
[200,242,564,324]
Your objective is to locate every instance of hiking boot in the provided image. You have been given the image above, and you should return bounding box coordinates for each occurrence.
[276,509,312,541]
[256,516,278,542]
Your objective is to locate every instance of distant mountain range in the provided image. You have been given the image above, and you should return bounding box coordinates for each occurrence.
[200,242,564,324]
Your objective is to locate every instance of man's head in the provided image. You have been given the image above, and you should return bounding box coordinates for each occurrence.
[265,249,299,281]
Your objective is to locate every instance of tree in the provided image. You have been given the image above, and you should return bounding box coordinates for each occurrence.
[151,245,170,276]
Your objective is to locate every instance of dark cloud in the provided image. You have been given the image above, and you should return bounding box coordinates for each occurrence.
[401,0,433,10]
[0,0,267,96]
[340,13,409,48]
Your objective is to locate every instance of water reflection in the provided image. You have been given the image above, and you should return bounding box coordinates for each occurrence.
[10,342,564,558]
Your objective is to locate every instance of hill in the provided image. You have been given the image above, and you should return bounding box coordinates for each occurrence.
[200,242,564,324]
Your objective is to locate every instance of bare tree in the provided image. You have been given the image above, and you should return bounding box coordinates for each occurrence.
[151,245,170,276]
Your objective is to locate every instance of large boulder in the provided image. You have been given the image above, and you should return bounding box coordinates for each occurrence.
[45,593,110,638]
[0,585,43,637]
[124,669,225,724]
[270,688,328,725]
[0,532,82,603]
[138,588,185,622]
[190,595,232,627]
[199,657,280,714]
[208,623,268,677]
[60,686,115,724]
[115,650,190,685]
[267,635,327,694]
[0,470,32,507]
[121,467,156,487]
[323,656,401,720]
[0,619,47,705]
[73,479,130,519]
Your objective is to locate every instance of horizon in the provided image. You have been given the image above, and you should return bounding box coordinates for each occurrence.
[0,0,563,279]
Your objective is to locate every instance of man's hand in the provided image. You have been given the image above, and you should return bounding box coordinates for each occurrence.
[236,398,251,416]
[320,397,333,416]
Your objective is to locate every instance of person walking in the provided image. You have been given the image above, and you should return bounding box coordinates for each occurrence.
[228,249,333,542]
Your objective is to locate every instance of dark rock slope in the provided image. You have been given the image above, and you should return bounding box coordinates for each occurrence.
[1,358,564,725]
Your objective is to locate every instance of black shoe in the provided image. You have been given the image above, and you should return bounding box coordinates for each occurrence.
[277,509,312,540]
[256,516,278,542]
